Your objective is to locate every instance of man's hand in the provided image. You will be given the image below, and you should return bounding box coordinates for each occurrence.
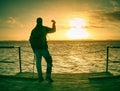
[51,20,56,24]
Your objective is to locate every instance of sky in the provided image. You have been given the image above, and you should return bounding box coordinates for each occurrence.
[0,0,120,41]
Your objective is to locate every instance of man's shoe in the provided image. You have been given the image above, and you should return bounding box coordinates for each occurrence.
[38,77,44,82]
[46,78,54,83]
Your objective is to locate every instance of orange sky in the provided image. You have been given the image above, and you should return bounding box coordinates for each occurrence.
[0,0,120,41]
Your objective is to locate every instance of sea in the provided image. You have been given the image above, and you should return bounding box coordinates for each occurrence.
[0,40,120,76]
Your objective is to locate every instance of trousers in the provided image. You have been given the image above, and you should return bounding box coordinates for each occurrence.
[34,49,53,78]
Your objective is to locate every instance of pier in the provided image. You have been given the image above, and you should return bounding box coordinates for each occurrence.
[0,72,120,91]
[0,46,120,91]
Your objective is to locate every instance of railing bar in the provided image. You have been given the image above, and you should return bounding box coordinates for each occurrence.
[0,46,22,73]
[108,46,120,48]
[106,47,109,72]
[0,46,15,48]
[18,47,22,73]
[106,46,120,73]
[0,46,20,48]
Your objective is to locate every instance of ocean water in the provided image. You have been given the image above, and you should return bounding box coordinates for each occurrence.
[0,41,120,75]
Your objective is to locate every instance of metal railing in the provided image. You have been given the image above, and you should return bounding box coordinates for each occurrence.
[0,46,22,73]
[106,46,120,72]
[1,46,120,73]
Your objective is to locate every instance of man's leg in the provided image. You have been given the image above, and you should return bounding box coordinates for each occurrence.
[34,49,43,81]
[45,56,53,78]
[43,49,53,82]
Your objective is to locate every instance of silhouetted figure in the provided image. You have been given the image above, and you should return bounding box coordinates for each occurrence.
[29,17,56,82]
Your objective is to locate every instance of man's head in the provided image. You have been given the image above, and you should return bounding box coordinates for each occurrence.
[37,17,42,26]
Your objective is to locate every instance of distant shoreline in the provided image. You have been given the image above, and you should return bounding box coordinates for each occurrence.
[0,39,120,42]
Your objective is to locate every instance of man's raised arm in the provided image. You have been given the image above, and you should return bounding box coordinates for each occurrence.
[50,20,56,33]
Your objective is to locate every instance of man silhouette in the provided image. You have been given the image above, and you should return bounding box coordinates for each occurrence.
[29,17,56,82]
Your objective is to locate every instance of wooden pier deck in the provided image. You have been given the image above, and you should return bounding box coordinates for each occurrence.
[0,72,120,91]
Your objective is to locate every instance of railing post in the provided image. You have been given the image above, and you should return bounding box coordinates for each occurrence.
[18,47,22,73]
[106,46,109,72]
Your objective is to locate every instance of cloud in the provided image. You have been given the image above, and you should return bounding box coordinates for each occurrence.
[104,11,120,21]
[110,0,120,11]
[6,17,16,24]
[89,10,120,22]
[0,17,24,30]
[6,17,24,28]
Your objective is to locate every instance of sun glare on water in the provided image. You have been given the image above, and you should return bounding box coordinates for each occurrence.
[67,18,89,39]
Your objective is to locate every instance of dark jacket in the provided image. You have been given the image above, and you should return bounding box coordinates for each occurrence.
[29,25,54,50]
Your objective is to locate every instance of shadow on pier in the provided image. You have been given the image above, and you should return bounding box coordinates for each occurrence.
[0,72,120,91]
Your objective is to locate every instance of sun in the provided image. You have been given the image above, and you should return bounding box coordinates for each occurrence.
[69,18,86,28]
[67,28,89,39]
[66,18,89,39]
